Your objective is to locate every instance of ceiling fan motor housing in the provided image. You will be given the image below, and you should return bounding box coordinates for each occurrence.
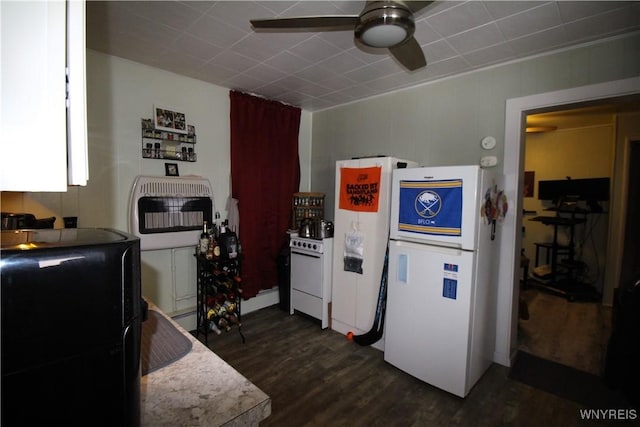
[355,1,415,48]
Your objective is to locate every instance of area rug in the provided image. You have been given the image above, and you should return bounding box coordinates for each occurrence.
[141,310,192,376]
[509,351,630,408]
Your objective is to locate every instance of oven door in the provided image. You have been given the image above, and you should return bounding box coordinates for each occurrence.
[290,250,323,298]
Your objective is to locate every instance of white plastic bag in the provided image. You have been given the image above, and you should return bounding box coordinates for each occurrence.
[343,230,364,274]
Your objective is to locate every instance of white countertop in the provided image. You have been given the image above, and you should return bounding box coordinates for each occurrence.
[141,303,271,426]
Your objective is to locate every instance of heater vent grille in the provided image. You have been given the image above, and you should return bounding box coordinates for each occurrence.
[129,175,214,250]
[137,181,211,198]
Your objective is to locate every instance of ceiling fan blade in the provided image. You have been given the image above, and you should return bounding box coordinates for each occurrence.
[389,36,426,71]
[401,1,435,14]
[250,16,358,30]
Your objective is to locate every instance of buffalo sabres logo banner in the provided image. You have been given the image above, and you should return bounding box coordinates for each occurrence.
[339,166,382,212]
[398,179,463,236]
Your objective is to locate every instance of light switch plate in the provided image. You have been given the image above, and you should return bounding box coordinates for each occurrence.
[480,156,498,167]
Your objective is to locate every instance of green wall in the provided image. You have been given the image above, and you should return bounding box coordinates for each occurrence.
[312,34,640,216]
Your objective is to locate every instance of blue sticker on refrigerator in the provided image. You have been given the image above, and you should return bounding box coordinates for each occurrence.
[442,263,459,299]
[442,278,458,299]
[444,263,458,273]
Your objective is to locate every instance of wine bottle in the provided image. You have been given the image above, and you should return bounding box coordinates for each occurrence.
[217,317,231,332]
[209,233,221,260]
[209,321,222,335]
[207,304,221,320]
[199,221,209,256]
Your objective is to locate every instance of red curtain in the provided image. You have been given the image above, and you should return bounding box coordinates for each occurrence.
[230,91,301,299]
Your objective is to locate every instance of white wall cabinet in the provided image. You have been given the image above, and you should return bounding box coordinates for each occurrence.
[1,0,87,192]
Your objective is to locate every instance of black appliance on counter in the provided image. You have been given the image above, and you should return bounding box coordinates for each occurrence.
[1,212,56,230]
[1,228,143,427]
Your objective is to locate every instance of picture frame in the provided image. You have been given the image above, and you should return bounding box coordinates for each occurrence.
[141,118,153,129]
[154,105,187,134]
[524,171,535,197]
[165,162,179,177]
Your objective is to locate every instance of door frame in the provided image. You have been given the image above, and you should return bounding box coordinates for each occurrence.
[495,76,640,367]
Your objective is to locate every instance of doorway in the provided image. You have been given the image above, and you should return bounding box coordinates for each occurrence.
[495,76,640,368]
[618,140,640,288]
[522,107,614,296]
[517,107,616,375]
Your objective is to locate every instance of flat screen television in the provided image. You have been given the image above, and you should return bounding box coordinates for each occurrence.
[538,177,610,203]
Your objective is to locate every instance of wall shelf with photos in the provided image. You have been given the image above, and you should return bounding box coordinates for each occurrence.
[141,118,198,162]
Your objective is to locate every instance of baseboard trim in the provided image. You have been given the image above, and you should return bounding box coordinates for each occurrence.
[165,288,281,330]
[242,288,280,315]
[493,349,515,368]
[171,310,196,331]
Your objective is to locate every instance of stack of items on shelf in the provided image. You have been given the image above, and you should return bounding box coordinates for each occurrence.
[291,192,325,231]
[141,118,197,161]
[198,218,240,262]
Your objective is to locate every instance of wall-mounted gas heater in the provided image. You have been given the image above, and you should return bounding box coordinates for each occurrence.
[129,175,214,250]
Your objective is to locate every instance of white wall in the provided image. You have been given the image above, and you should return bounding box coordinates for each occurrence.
[83,51,231,231]
[2,50,313,324]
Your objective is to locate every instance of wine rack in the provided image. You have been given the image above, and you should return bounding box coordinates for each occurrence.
[195,254,244,344]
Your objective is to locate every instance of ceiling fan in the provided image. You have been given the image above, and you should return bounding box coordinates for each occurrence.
[250,1,434,71]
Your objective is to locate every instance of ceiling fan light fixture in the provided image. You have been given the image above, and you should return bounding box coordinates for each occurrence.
[355,3,414,48]
[250,0,429,71]
[361,24,407,48]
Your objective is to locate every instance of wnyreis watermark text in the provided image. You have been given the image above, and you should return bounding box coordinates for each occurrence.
[579,409,637,421]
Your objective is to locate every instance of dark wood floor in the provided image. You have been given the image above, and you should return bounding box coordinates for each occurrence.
[518,287,612,376]
[194,290,622,426]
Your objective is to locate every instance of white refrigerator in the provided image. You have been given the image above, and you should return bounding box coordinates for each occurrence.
[384,165,501,397]
[331,156,417,350]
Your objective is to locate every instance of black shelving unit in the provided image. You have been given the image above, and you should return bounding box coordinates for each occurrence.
[528,207,601,301]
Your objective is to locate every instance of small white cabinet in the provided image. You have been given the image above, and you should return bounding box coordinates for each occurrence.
[141,247,198,330]
[1,0,88,192]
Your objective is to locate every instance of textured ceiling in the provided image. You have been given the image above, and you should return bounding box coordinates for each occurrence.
[87,1,640,112]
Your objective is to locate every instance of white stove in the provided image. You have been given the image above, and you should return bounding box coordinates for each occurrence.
[289,236,333,328]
